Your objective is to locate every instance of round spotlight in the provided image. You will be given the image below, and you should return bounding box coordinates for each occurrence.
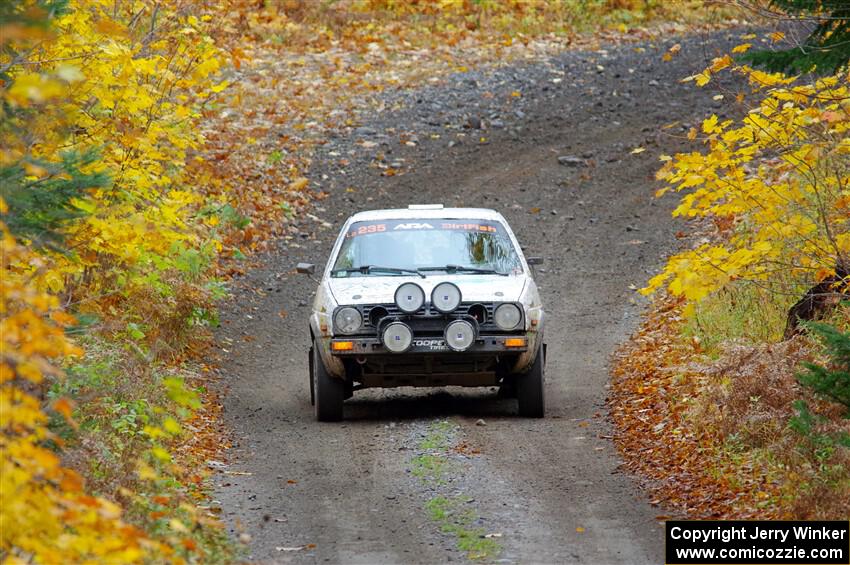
[494,303,522,330]
[431,282,462,313]
[444,319,475,352]
[394,282,425,313]
[382,322,413,353]
[334,307,362,334]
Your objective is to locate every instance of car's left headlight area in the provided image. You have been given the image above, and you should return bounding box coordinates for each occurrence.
[493,303,522,331]
[333,306,363,335]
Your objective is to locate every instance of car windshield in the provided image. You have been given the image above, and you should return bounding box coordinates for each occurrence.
[331,219,522,277]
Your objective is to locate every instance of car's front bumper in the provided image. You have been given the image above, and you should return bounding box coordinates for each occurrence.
[329,334,529,356]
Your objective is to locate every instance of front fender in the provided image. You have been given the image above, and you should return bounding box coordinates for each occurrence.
[308,279,346,380]
[512,327,543,373]
[513,280,545,373]
[309,313,346,379]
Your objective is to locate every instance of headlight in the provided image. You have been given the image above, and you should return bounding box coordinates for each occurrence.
[395,282,425,313]
[445,319,475,351]
[494,303,522,330]
[383,322,413,353]
[431,282,462,313]
[334,307,362,334]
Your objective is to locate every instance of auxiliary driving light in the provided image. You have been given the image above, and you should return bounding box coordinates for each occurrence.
[444,319,475,352]
[431,282,462,313]
[382,322,413,353]
[494,303,522,330]
[394,282,425,313]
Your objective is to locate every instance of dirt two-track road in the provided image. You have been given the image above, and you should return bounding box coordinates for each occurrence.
[213,31,739,564]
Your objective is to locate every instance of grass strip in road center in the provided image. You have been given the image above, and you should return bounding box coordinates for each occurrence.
[408,420,502,561]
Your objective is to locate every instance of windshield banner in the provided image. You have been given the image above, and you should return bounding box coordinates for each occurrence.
[345,219,505,238]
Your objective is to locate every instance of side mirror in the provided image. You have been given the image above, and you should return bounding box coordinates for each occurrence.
[527,257,544,266]
[296,263,316,275]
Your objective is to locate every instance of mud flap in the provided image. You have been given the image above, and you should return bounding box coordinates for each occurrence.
[308,345,315,406]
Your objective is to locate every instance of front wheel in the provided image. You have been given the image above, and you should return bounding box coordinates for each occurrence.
[517,346,545,418]
[312,342,344,421]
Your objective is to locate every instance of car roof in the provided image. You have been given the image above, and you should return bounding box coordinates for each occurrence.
[348,207,507,222]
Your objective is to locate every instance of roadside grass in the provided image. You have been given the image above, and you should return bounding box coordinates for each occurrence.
[688,299,850,519]
[46,333,237,563]
[410,421,502,561]
[683,283,792,356]
[611,296,850,520]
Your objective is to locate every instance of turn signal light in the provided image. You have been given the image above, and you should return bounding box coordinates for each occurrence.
[504,338,527,348]
[331,341,354,351]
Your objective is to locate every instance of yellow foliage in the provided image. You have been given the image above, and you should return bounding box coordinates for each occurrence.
[1,1,228,560]
[644,60,850,305]
[0,221,161,563]
[2,0,224,305]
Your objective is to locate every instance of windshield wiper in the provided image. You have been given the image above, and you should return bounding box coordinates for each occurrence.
[418,265,509,276]
[331,265,425,278]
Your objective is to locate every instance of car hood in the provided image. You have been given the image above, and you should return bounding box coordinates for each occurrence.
[327,274,527,305]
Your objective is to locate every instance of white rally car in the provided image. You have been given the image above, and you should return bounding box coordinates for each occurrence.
[298,205,546,421]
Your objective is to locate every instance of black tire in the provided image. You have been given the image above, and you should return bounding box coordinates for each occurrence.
[308,345,315,406]
[517,346,545,418]
[497,376,517,398]
[313,342,344,421]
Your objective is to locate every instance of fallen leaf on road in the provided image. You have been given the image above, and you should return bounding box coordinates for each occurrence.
[631,147,646,154]
[276,544,315,551]
[662,43,681,61]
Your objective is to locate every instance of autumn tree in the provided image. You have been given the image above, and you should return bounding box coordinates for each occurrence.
[645,51,850,333]
[740,0,850,73]
[1,1,227,560]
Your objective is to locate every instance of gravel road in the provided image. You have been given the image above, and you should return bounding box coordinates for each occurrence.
[213,29,740,564]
